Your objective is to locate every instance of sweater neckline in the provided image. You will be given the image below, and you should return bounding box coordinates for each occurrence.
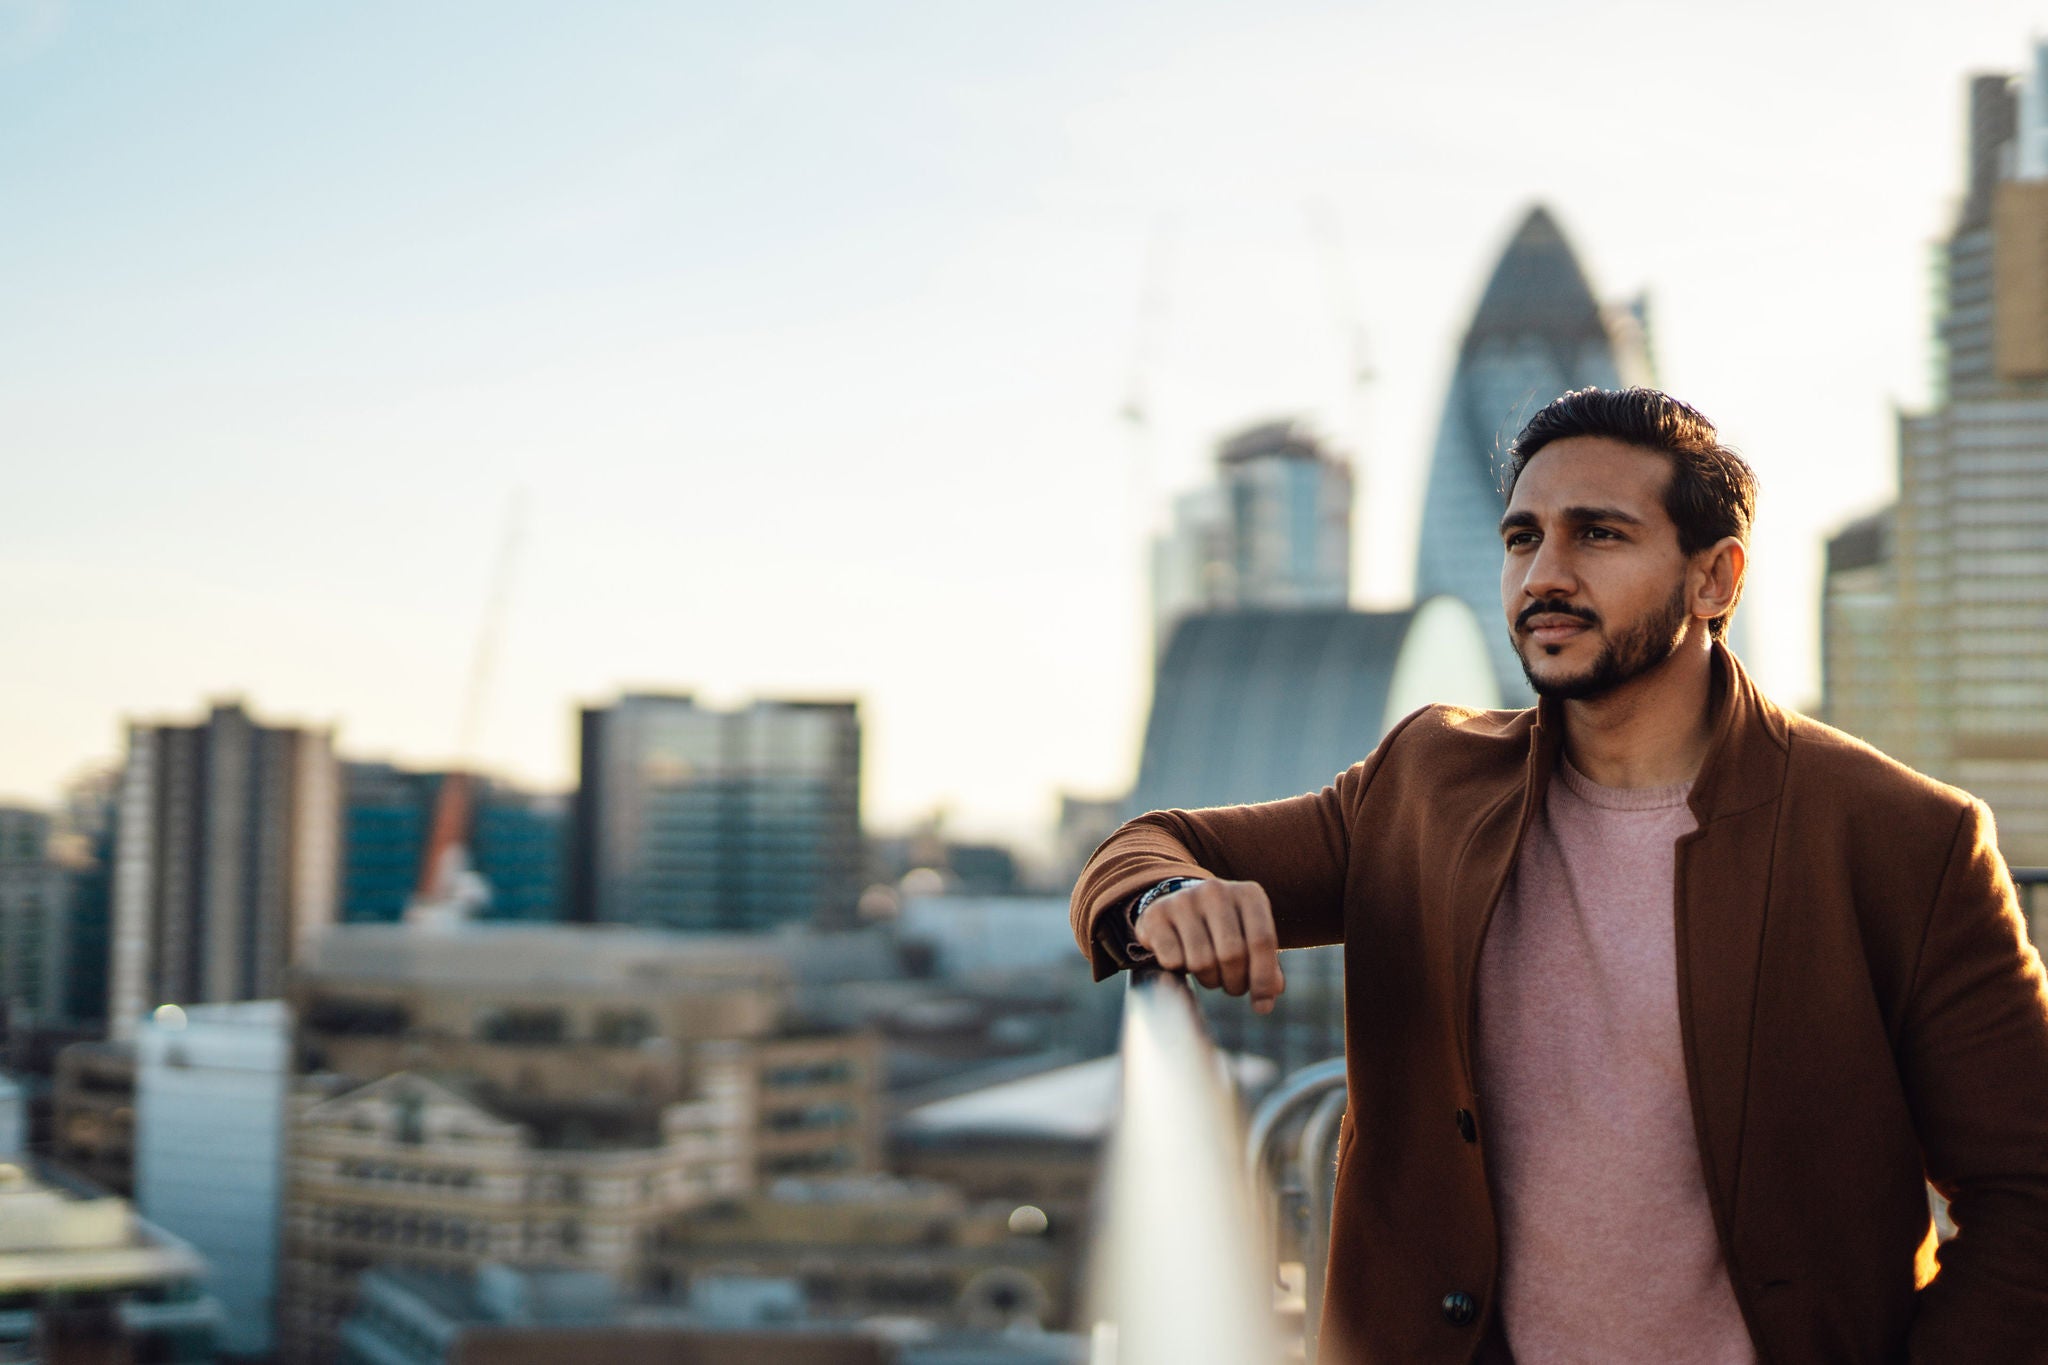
[1555,754,1694,811]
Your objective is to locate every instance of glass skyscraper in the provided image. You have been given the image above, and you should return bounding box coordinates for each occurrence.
[1823,56,2048,879]
[569,695,862,932]
[1414,206,1651,703]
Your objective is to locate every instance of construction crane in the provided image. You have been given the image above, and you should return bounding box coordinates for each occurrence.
[407,493,527,927]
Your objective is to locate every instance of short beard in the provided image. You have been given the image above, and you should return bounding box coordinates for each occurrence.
[1518,583,1690,702]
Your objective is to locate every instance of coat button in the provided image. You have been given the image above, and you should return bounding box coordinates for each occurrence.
[1441,1291,1478,1326]
[1454,1108,1477,1143]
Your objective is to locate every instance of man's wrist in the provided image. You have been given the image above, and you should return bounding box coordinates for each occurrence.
[1126,878,1205,962]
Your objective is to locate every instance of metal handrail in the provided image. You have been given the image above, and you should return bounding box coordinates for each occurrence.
[1089,967,1281,1365]
[1243,1058,1346,1187]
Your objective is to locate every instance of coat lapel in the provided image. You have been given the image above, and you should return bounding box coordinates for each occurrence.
[1449,711,1559,1084]
[1673,647,1790,1221]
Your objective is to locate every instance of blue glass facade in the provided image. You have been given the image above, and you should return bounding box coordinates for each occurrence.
[569,696,862,932]
[1414,206,1644,704]
[340,765,564,924]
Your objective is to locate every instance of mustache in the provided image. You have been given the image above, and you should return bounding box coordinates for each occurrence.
[1516,600,1600,631]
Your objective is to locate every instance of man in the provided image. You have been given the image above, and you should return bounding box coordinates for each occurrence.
[1071,388,2048,1363]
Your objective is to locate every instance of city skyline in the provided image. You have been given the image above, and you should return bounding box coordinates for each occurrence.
[6,2,2045,843]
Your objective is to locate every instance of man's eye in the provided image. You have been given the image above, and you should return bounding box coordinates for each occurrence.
[1584,526,1621,541]
[1505,532,1537,549]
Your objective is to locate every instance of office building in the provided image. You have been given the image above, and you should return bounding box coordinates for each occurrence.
[136,1000,291,1358]
[1414,205,1653,702]
[1820,55,2048,873]
[0,1159,222,1361]
[340,763,566,924]
[53,768,120,1027]
[570,695,862,931]
[0,807,76,1033]
[1152,422,1353,646]
[51,1039,136,1195]
[110,702,340,1036]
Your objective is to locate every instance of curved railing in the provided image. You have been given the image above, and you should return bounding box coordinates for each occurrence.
[1088,966,1280,1364]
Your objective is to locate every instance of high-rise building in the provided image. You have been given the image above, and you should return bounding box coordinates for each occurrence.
[0,807,76,1033]
[109,701,340,1037]
[1152,421,1353,646]
[1820,56,2048,874]
[136,999,291,1358]
[570,695,862,932]
[1414,206,1653,702]
[52,768,120,1027]
[340,763,565,924]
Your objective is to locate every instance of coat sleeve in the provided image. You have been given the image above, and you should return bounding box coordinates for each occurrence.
[1069,707,1427,982]
[1902,799,2048,1362]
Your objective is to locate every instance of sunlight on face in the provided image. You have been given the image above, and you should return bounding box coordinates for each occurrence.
[1499,437,1694,701]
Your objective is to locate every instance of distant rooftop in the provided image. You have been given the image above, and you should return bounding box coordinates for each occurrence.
[299,922,798,991]
[1216,420,1338,467]
[0,1162,207,1292]
[299,921,911,995]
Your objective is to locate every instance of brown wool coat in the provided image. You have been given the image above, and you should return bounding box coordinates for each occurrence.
[1072,646,2048,1363]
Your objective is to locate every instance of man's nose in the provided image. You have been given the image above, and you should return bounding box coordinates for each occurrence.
[1518,535,1576,600]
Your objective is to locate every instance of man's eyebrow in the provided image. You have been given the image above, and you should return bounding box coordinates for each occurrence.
[1563,504,1645,526]
[1498,504,1646,535]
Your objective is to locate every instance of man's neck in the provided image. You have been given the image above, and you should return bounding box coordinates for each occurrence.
[1557,638,1718,790]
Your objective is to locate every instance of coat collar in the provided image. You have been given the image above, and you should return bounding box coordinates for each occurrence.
[1523,640,1789,824]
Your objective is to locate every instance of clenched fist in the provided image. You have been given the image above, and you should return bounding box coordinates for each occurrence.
[1135,878,1286,1014]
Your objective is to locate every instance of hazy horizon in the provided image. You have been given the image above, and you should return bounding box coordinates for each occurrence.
[5,0,2040,845]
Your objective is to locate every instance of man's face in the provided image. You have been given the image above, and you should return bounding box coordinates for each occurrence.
[1499,435,1697,701]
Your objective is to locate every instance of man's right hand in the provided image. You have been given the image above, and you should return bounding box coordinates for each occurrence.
[1134,879,1286,1014]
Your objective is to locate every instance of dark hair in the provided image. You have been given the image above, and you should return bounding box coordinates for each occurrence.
[1503,387,1758,639]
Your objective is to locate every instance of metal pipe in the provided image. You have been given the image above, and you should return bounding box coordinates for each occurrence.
[1244,1058,1346,1188]
[1089,967,1280,1365]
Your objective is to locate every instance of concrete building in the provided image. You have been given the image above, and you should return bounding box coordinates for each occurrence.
[0,1159,222,1361]
[1414,205,1653,703]
[654,1175,1065,1329]
[0,1073,23,1160]
[341,764,566,925]
[1820,54,2048,875]
[281,923,883,1363]
[1152,422,1353,648]
[110,701,340,1037]
[51,1039,137,1195]
[570,696,862,932]
[136,1000,291,1358]
[1821,512,1910,758]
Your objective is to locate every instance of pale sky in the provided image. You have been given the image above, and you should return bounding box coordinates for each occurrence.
[3,1,2042,846]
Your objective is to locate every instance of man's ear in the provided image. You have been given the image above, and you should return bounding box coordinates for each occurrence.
[1691,536,1745,626]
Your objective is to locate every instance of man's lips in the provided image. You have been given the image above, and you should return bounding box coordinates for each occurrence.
[1518,612,1595,643]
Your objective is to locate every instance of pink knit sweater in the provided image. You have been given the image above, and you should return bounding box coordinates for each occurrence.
[1475,757,1756,1363]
